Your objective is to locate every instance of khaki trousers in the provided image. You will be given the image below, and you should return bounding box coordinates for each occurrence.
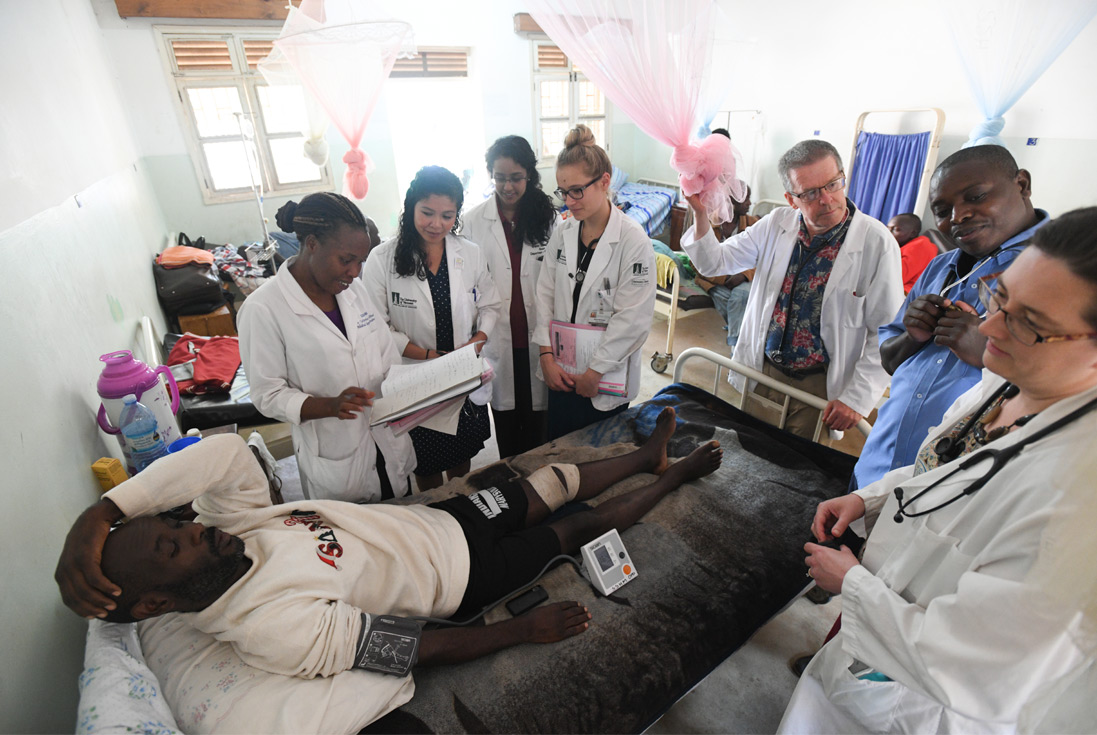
[744,360,829,441]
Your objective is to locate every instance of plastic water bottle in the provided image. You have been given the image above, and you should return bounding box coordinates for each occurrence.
[119,394,168,473]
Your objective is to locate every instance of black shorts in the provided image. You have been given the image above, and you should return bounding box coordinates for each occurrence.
[430,479,562,620]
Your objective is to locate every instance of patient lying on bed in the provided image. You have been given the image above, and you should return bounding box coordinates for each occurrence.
[56,408,721,681]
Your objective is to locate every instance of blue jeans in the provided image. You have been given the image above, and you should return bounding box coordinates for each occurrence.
[707,280,751,349]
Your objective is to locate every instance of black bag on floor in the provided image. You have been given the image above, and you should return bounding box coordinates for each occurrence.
[153,261,226,316]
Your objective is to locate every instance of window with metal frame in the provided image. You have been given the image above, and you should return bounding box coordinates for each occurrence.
[531,41,608,162]
[156,27,332,204]
[384,47,483,203]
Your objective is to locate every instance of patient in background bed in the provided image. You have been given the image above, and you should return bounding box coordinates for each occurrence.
[887,212,937,294]
[694,178,759,350]
[55,408,721,683]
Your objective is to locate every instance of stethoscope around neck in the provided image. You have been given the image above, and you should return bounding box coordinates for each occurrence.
[892,385,1097,524]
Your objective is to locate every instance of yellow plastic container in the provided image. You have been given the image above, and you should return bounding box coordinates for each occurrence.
[92,457,128,492]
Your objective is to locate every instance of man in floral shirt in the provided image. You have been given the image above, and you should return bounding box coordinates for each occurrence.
[682,140,903,440]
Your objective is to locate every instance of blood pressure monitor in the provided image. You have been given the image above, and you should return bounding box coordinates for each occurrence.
[580,529,636,595]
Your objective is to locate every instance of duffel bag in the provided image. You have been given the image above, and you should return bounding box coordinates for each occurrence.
[153,261,226,316]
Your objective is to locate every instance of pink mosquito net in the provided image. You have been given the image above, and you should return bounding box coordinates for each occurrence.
[527,0,742,222]
[261,0,415,199]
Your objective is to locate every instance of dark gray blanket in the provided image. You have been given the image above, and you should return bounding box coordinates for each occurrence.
[366,384,856,734]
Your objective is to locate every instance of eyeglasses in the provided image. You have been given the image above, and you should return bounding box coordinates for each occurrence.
[977,276,1097,346]
[493,174,529,186]
[788,175,846,203]
[554,175,603,202]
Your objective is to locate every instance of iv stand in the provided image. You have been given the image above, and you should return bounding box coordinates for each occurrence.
[235,112,277,265]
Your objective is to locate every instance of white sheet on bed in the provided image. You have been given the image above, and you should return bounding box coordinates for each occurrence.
[136,613,414,734]
[78,620,181,735]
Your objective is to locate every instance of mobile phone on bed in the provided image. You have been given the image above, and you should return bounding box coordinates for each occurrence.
[505,586,548,617]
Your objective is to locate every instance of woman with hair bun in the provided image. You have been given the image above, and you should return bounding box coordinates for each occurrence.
[363,166,502,490]
[461,135,559,456]
[238,191,415,503]
[532,124,657,439]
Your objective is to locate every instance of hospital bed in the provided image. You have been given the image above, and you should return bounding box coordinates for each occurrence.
[610,170,680,238]
[76,355,860,734]
[675,347,873,440]
[648,195,781,375]
[649,250,714,373]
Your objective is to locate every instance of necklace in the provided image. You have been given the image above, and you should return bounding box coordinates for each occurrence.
[895,393,1097,524]
[973,392,1039,444]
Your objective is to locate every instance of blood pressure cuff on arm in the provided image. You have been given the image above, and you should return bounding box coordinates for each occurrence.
[353,613,422,677]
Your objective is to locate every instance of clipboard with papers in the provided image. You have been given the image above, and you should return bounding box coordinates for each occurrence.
[548,320,629,397]
[370,344,486,427]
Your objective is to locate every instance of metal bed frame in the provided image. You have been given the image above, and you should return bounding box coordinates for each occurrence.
[672,347,873,441]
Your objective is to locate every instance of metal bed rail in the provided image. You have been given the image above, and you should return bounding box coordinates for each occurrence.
[140,315,164,367]
[672,347,873,440]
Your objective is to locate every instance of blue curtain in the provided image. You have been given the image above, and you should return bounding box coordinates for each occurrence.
[847,131,931,224]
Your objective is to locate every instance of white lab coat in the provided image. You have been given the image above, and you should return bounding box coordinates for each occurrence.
[531,206,656,411]
[237,261,415,503]
[682,207,902,417]
[460,195,556,411]
[779,373,1097,734]
[361,233,502,362]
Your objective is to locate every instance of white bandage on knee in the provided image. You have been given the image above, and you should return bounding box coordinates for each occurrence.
[526,463,580,511]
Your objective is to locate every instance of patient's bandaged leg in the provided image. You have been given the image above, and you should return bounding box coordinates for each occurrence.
[526,464,580,511]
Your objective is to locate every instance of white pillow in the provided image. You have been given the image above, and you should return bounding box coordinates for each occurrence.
[79,620,181,735]
[138,614,414,734]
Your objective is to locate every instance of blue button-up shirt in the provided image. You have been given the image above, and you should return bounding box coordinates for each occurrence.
[852,211,1050,489]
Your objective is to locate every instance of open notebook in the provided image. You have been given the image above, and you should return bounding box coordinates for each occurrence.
[370,344,484,426]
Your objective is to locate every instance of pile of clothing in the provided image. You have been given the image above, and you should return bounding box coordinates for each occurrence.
[167,334,241,395]
[209,245,270,295]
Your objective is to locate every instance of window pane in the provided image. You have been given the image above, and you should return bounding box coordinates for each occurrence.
[256,85,308,135]
[385,77,487,200]
[539,80,569,118]
[187,87,245,138]
[540,121,569,159]
[580,119,606,149]
[578,81,604,116]
[270,137,323,185]
[203,140,256,190]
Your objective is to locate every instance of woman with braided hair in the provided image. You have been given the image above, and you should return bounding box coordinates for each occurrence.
[238,191,416,503]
